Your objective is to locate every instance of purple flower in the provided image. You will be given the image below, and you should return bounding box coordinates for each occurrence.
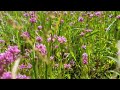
[95,11,102,16]
[0,53,5,62]
[60,19,64,24]
[47,37,55,42]
[30,17,37,23]
[80,32,85,36]
[89,14,94,18]
[27,63,32,69]
[0,46,20,65]
[29,11,36,17]
[19,64,26,70]
[50,56,54,60]
[23,13,29,17]
[21,32,30,39]
[70,60,75,66]
[16,74,30,79]
[82,53,88,64]
[85,29,92,33]
[78,17,84,22]
[4,51,14,64]
[0,40,5,44]
[1,72,12,79]
[36,44,47,56]
[64,64,71,69]
[81,45,86,49]
[55,45,59,49]
[36,36,42,42]
[7,46,20,55]
[38,26,42,30]
[19,63,32,70]
[53,35,58,39]
[57,36,67,44]
[116,15,120,19]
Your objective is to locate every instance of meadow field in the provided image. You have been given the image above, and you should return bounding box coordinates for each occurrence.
[0,11,120,79]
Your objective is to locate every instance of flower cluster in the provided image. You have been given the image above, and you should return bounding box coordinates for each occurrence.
[64,64,71,69]
[80,29,92,37]
[0,72,30,79]
[0,46,20,77]
[21,32,30,39]
[35,44,47,56]
[0,46,20,65]
[57,36,67,44]
[36,36,43,43]
[82,53,88,64]
[19,63,32,70]
[78,17,84,22]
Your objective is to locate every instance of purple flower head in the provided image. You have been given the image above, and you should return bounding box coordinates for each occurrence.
[30,17,37,23]
[7,46,20,55]
[27,63,32,69]
[95,11,102,16]
[64,64,71,69]
[116,15,120,19]
[4,51,14,64]
[55,45,59,49]
[70,60,75,66]
[109,14,113,18]
[19,64,26,70]
[80,32,85,36]
[0,53,5,63]
[78,17,84,22]
[81,45,86,49]
[85,29,92,33]
[82,53,88,64]
[23,13,29,17]
[53,35,58,39]
[1,72,12,79]
[57,36,67,44]
[83,60,88,64]
[21,32,30,39]
[60,19,64,24]
[36,44,47,56]
[0,40,5,44]
[47,37,55,42]
[50,56,54,60]
[36,36,42,42]
[89,14,94,18]
[38,26,42,30]
[29,11,36,17]
[16,74,30,79]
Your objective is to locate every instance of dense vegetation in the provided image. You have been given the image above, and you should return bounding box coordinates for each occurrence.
[0,11,120,79]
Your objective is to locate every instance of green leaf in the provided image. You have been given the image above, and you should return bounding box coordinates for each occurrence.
[70,51,76,61]
[107,56,118,62]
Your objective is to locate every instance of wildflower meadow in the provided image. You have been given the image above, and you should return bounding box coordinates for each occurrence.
[0,11,120,79]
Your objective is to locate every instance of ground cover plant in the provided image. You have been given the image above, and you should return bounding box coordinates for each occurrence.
[0,11,120,79]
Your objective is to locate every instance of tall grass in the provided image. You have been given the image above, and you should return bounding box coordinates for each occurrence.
[0,11,119,79]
